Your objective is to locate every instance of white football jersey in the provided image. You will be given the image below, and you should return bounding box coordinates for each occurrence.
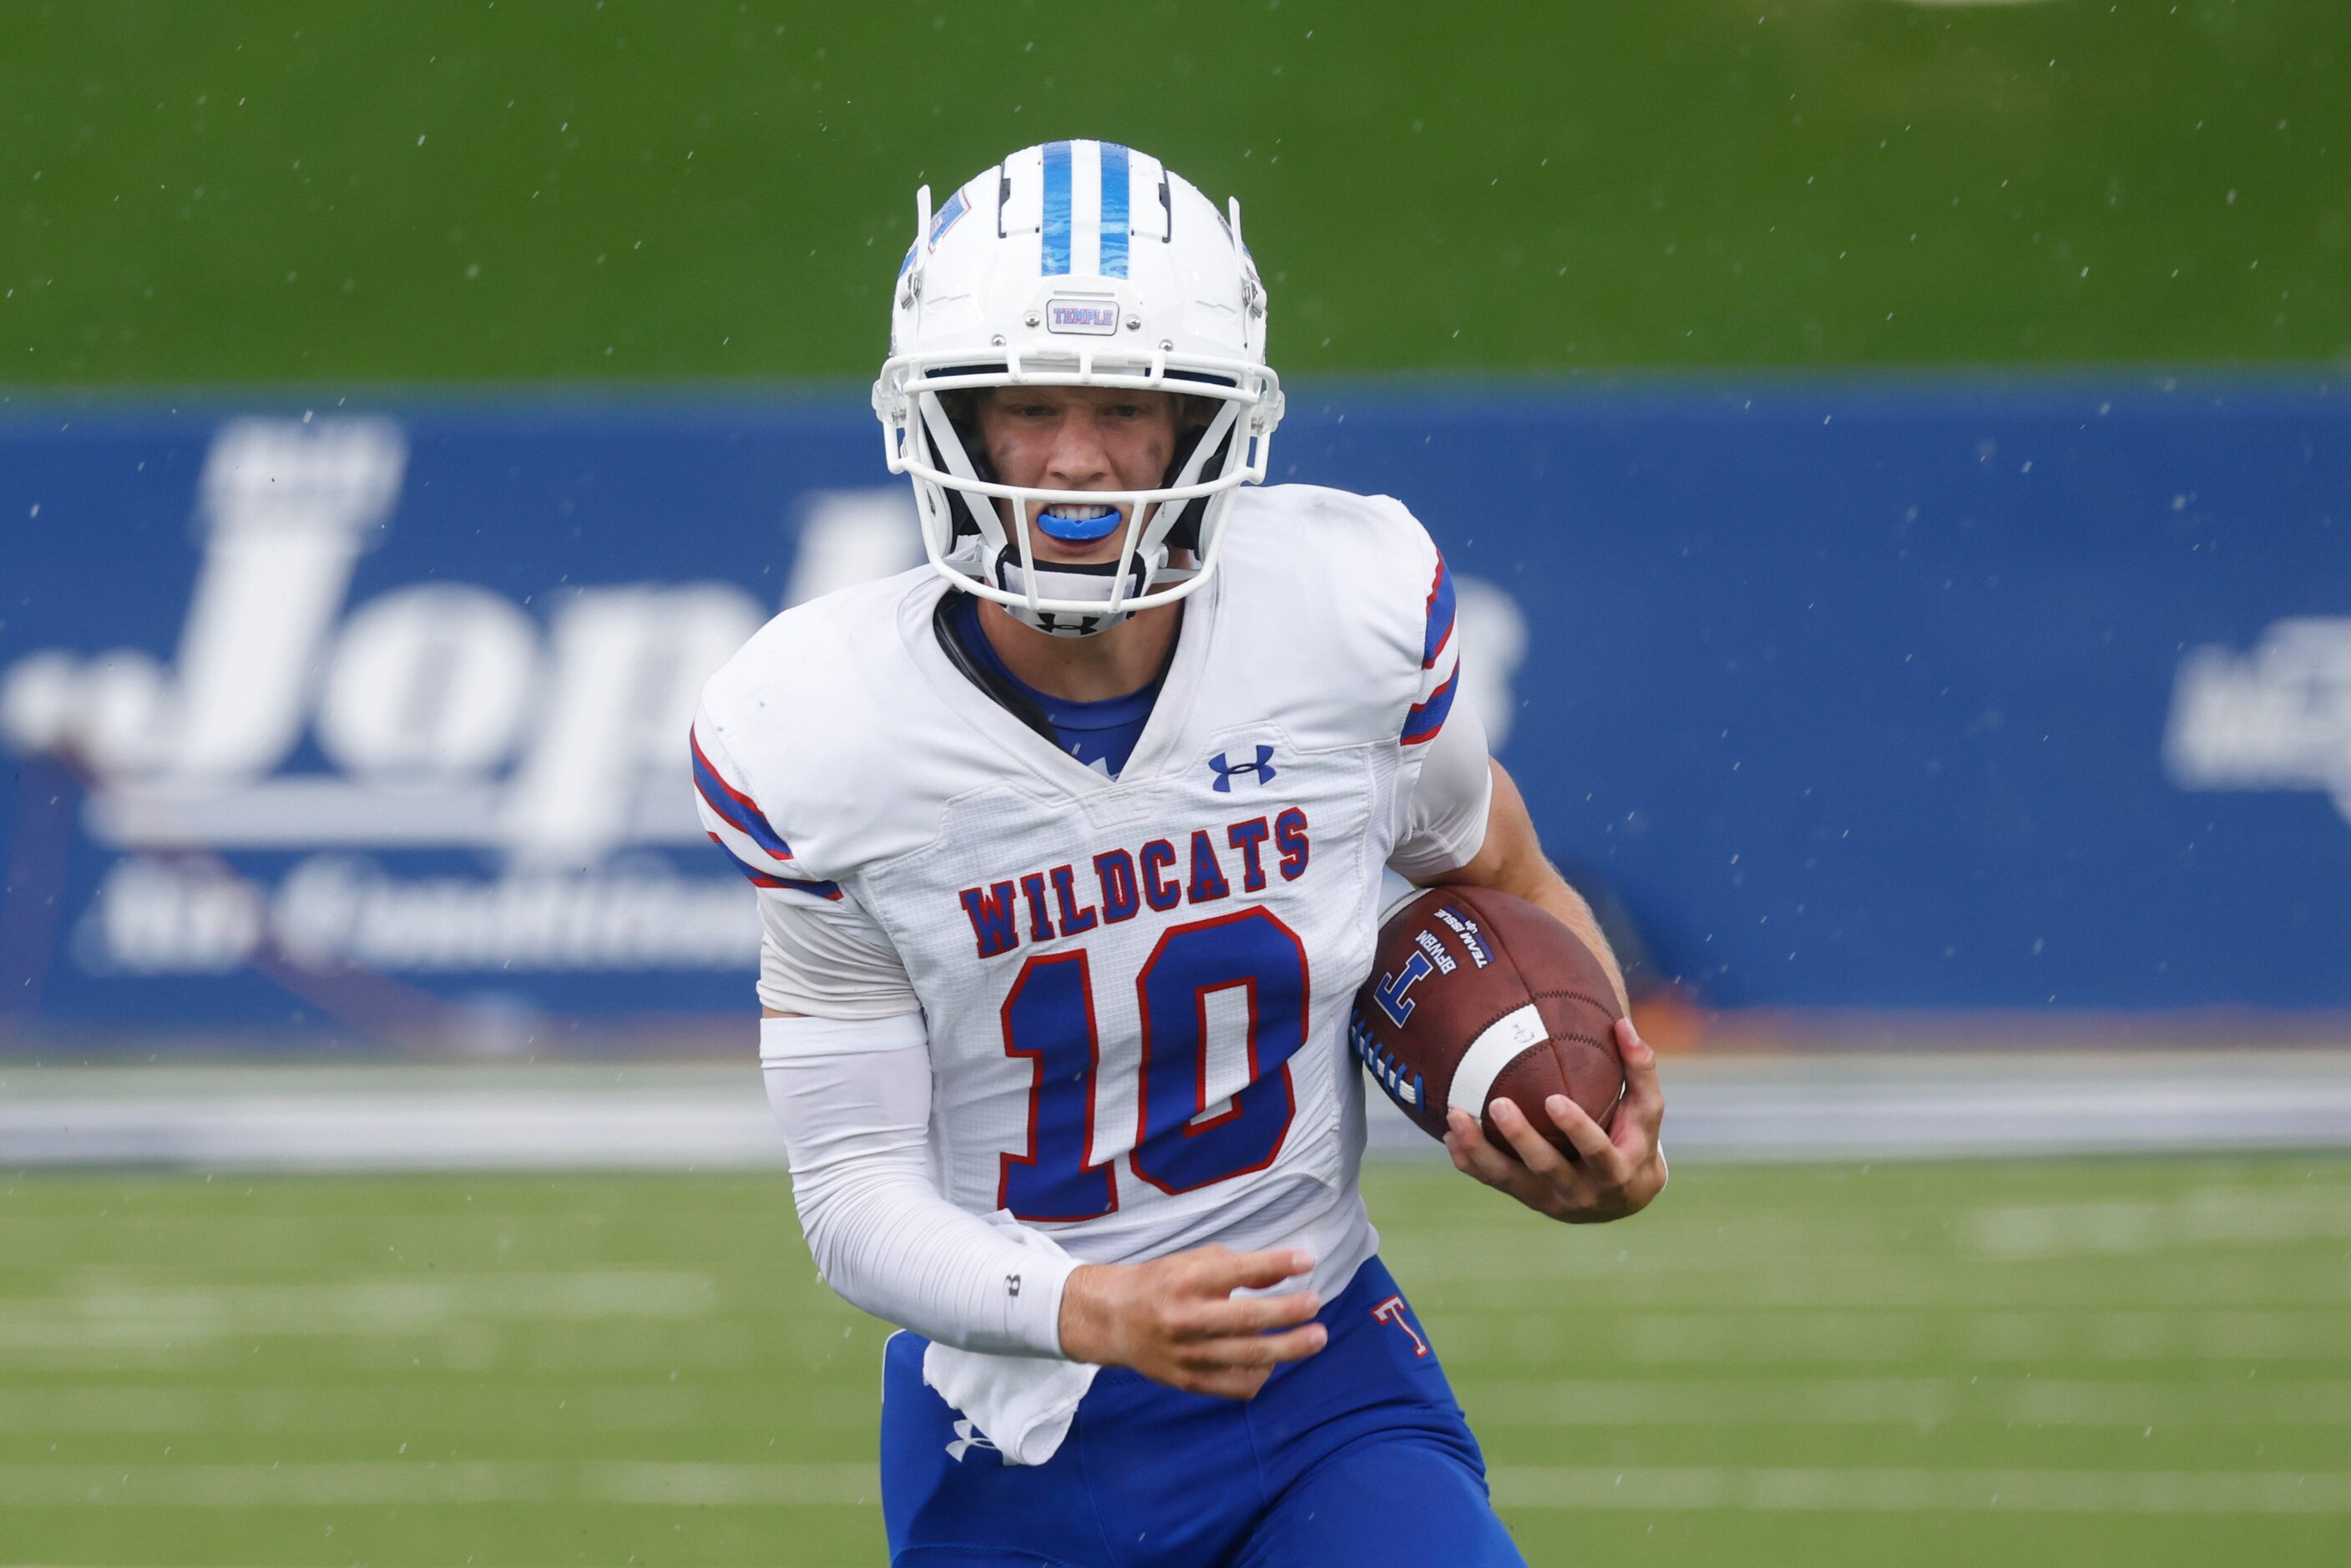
[692,484,1479,1304]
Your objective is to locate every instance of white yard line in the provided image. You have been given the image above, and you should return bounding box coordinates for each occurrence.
[7,1460,2342,1515]
[1595,1308,2351,1364]
[3,1051,2348,1169]
[8,1376,2348,1439]
[1488,1465,2351,1514]
[1470,1377,2351,1428]
[0,1383,877,1434]
[0,1460,877,1509]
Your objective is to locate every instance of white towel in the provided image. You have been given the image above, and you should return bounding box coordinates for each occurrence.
[922,1225,1100,1466]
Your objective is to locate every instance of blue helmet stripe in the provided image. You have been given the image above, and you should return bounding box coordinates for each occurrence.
[1099,143,1130,278]
[1040,140,1074,275]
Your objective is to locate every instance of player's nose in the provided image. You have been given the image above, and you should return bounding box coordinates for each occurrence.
[1041,408,1115,491]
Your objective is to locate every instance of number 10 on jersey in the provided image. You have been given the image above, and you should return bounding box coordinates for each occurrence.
[998,907,1311,1222]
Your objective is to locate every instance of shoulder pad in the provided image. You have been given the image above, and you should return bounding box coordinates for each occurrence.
[693,570,948,884]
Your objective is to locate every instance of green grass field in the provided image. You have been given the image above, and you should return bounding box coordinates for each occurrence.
[4,1156,2348,1566]
[3,1,2343,383]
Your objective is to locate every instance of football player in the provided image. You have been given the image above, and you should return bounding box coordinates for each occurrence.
[694,140,1666,1566]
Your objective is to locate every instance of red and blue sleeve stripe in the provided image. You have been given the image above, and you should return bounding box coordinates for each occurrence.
[690,726,842,898]
[1402,553,1460,745]
[690,731,794,862]
[1401,667,1459,746]
[1421,554,1457,670]
[704,833,843,900]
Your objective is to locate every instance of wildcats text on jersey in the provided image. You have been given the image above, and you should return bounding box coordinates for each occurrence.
[958,808,1312,960]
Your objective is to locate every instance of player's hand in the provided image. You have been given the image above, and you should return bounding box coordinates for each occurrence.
[1057,1245,1327,1399]
[1443,1016,1667,1224]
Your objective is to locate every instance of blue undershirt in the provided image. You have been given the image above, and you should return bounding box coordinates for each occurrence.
[947,593,1164,778]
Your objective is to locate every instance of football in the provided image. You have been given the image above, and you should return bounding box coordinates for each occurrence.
[1350,885,1627,1154]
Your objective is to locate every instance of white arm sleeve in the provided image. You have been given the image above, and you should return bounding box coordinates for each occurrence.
[1388,690,1495,879]
[761,1014,1078,1358]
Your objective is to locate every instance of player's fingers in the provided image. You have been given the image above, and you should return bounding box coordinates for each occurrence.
[1186,1364,1276,1402]
[1443,1109,1482,1175]
[1438,1105,1494,1175]
[1175,1323,1329,1386]
[1617,1018,1666,1123]
[1191,1287,1323,1338]
[1216,1322,1331,1369]
[1444,1108,1519,1186]
[1544,1092,1628,1181]
[1192,1247,1317,1295]
[1487,1096,1576,1181]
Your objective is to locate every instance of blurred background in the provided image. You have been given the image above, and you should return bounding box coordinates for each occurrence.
[3,2,2347,1563]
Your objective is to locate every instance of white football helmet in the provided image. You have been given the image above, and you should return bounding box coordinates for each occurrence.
[872,141,1284,636]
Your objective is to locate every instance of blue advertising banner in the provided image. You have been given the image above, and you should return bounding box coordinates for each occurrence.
[1,379,2343,1047]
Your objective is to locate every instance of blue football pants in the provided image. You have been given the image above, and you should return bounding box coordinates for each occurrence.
[878,1254,1527,1567]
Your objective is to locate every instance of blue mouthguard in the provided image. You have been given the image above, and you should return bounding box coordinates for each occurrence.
[1035,505,1125,543]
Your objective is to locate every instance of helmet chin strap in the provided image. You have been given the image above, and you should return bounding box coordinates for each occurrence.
[987,544,1170,639]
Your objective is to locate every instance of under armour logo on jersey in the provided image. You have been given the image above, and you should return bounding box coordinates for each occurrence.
[946,1419,1000,1464]
[1208,745,1277,792]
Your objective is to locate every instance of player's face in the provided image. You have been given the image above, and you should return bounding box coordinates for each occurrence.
[976,387,1181,564]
